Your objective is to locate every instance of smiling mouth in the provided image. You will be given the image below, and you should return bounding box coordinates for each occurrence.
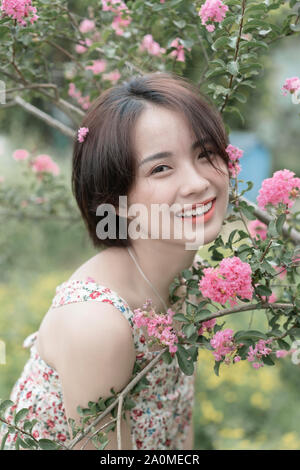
[175,198,216,218]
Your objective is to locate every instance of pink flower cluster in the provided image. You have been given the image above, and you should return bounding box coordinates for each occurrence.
[31,154,60,176]
[247,338,273,369]
[225,144,243,178]
[68,83,91,110]
[1,0,39,27]
[85,59,107,75]
[79,19,95,33]
[139,34,166,57]
[101,0,132,36]
[198,0,229,32]
[198,318,216,336]
[102,70,121,83]
[248,219,267,241]
[139,35,190,62]
[132,299,181,354]
[199,256,254,307]
[257,169,300,211]
[77,127,89,143]
[282,76,300,105]
[12,148,60,177]
[210,328,238,363]
[169,37,191,63]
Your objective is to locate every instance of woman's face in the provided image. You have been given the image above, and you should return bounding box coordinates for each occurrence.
[124,104,230,249]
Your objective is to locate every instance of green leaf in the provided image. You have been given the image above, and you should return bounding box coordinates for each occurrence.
[161,350,173,364]
[211,36,229,51]
[173,20,186,29]
[276,213,286,235]
[0,432,9,450]
[38,438,60,450]
[214,360,221,377]
[176,345,194,375]
[14,408,29,425]
[234,92,247,103]
[172,313,189,322]
[255,285,273,297]
[183,323,196,339]
[267,219,278,237]
[261,354,275,366]
[277,339,291,350]
[0,400,14,417]
[195,310,213,322]
[227,60,239,76]
[238,200,256,220]
[234,329,268,342]
[223,106,245,126]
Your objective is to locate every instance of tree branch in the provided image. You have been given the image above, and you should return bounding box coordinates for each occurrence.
[14,96,75,138]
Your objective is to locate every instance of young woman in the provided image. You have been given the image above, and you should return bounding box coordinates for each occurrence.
[1,72,230,450]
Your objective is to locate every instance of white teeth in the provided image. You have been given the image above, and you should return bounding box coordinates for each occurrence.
[176,200,213,218]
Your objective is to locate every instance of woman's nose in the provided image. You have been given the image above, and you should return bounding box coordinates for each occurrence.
[178,164,210,197]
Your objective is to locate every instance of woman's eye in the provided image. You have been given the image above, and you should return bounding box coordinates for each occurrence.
[198,150,214,159]
[150,165,170,175]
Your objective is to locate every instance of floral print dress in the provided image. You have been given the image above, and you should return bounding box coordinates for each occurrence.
[0,274,197,451]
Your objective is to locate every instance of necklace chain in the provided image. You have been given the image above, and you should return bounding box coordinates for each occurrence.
[127,246,168,312]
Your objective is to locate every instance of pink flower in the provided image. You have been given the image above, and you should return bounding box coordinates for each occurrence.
[169,38,190,63]
[111,12,132,35]
[77,127,89,143]
[210,328,236,361]
[101,0,132,35]
[234,355,241,363]
[132,300,179,354]
[226,144,243,177]
[257,169,300,210]
[1,0,39,27]
[274,265,287,280]
[248,219,267,241]
[247,338,273,368]
[198,0,229,32]
[102,0,128,13]
[276,349,289,358]
[282,77,300,96]
[75,38,93,54]
[85,59,107,75]
[140,34,166,56]
[68,83,91,110]
[31,154,60,176]
[199,256,253,307]
[198,318,216,335]
[102,70,121,83]
[79,19,95,33]
[12,148,29,161]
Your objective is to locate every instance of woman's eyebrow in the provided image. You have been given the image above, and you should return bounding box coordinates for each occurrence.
[138,137,213,167]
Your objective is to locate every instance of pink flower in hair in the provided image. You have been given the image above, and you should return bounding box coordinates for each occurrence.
[77,127,89,143]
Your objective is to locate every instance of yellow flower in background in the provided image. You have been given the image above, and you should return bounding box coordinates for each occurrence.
[219,427,245,439]
[258,367,280,391]
[280,432,300,450]
[250,392,270,409]
[201,400,223,423]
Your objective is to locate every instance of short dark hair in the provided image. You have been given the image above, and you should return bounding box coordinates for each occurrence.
[71,71,229,249]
